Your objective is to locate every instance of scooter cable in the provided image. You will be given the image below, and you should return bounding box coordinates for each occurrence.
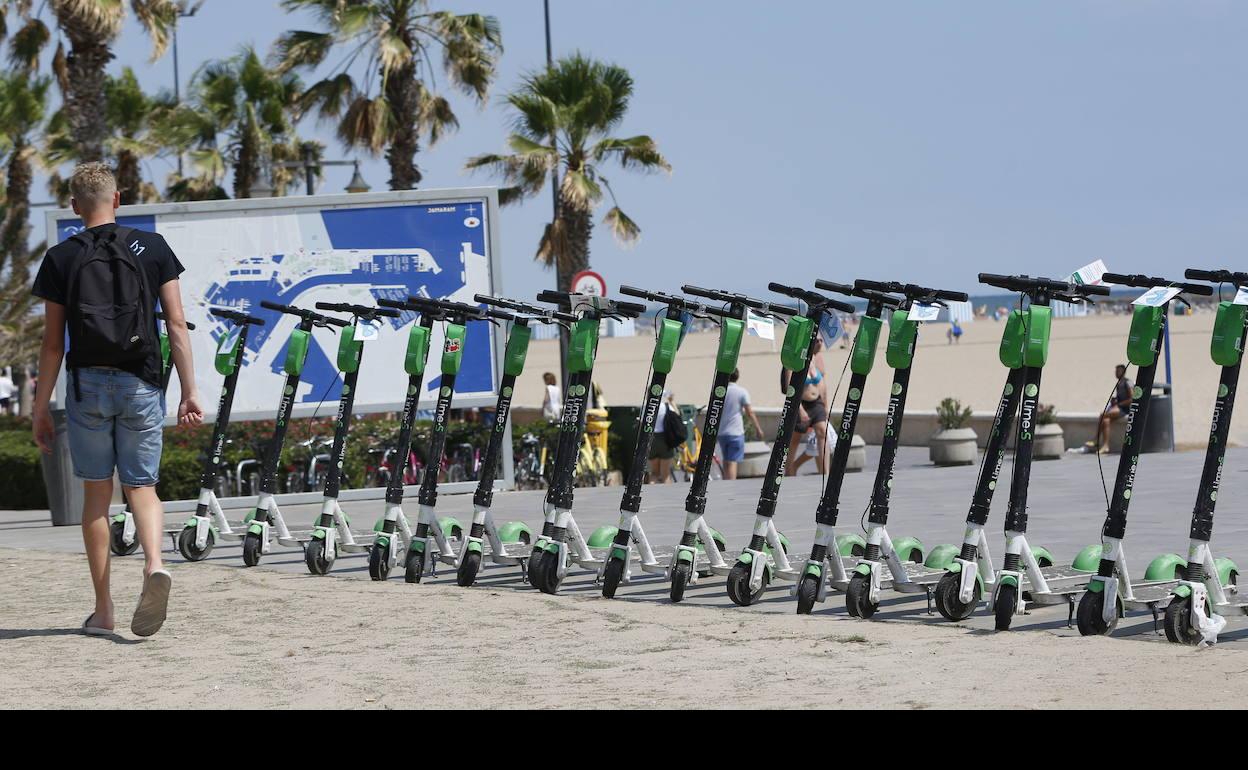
[1094,376,1123,514]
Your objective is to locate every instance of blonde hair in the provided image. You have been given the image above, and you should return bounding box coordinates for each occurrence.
[69,162,117,209]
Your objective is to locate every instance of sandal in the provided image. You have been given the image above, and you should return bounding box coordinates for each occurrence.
[131,570,172,637]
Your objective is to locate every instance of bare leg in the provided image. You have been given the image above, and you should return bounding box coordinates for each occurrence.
[122,485,165,577]
[723,460,738,481]
[813,421,829,475]
[786,430,805,476]
[81,479,115,629]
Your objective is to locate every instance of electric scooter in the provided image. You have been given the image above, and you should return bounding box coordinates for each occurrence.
[240,300,350,567]
[723,282,856,607]
[455,294,573,587]
[173,307,265,561]
[792,280,904,614]
[110,312,197,557]
[303,301,401,575]
[597,286,725,598]
[1075,273,1214,635]
[1157,268,1248,645]
[377,296,492,583]
[842,280,970,619]
[934,275,1109,621]
[529,291,646,595]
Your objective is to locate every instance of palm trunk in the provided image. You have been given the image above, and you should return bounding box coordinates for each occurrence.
[384,63,422,190]
[559,196,593,291]
[115,148,142,205]
[13,368,30,417]
[233,126,258,199]
[0,148,32,270]
[55,17,113,163]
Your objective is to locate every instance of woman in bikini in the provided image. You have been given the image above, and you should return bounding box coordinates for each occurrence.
[782,336,829,476]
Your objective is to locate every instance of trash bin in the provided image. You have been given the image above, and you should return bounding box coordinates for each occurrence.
[41,409,84,525]
[1142,383,1174,454]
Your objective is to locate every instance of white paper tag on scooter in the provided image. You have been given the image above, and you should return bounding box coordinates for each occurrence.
[746,310,775,340]
[354,319,381,341]
[1070,259,1109,287]
[216,325,241,355]
[1234,286,1248,306]
[908,302,941,322]
[1132,286,1181,307]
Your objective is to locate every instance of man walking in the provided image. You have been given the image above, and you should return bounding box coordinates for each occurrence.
[31,163,203,638]
[718,369,763,480]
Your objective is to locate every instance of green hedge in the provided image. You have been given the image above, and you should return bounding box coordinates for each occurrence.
[0,430,48,509]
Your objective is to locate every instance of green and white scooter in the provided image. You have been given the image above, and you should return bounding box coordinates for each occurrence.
[1075,273,1214,635]
[1156,268,1247,645]
[455,294,572,587]
[843,280,969,619]
[377,296,491,583]
[303,301,401,575]
[173,307,265,561]
[110,312,196,557]
[240,300,350,567]
[597,285,726,598]
[723,282,855,607]
[529,291,646,595]
[792,280,903,614]
[934,274,1108,621]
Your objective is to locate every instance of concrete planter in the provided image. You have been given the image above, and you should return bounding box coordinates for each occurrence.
[846,434,867,472]
[737,440,774,478]
[1034,422,1065,460]
[930,427,978,466]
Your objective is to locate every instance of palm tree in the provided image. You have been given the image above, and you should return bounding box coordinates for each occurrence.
[278,0,502,190]
[0,1,175,162]
[0,70,51,412]
[164,46,308,198]
[466,54,670,292]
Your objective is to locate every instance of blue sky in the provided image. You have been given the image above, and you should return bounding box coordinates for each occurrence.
[34,1,1248,299]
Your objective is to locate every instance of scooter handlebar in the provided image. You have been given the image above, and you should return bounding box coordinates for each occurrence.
[259,300,350,327]
[314,301,402,319]
[767,282,856,314]
[1186,268,1248,286]
[1103,273,1213,296]
[855,279,968,304]
[208,308,265,326]
[814,279,902,308]
[680,284,798,317]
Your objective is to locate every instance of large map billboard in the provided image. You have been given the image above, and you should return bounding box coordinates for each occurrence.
[47,189,503,421]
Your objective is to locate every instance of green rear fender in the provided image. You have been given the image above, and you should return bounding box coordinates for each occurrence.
[1215,557,1239,588]
[836,533,866,557]
[922,543,958,570]
[892,536,924,564]
[437,516,464,540]
[587,525,619,548]
[497,520,532,545]
[1031,545,1054,568]
[1071,544,1103,572]
[1145,553,1187,582]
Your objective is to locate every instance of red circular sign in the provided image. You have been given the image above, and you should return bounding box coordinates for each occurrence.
[570,270,607,297]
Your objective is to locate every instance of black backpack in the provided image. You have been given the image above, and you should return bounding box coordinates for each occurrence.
[662,405,687,448]
[65,226,156,376]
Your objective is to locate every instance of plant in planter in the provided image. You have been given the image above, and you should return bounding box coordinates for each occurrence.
[1033,403,1065,460]
[931,398,978,466]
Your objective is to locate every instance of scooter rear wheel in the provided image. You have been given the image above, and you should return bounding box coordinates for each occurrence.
[305,539,332,576]
[242,532,263,567]
[846,573,877,618]
[726,562,766,607]
[601,557,625,599]
[1075,590,1119,636]
[994,584,1018,631]
[109,519,140,557]
[934,572,978,622]
[368,544,390,581]
[670,562,692,603]
[177,527,215,562]
[456,550,482,588]
[1163,596,1202,645]
[795,575,819,615]
[404,549,424,584]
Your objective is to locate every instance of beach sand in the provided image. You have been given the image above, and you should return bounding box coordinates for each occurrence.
[513,311,1231,448]
[3,547,1247,709]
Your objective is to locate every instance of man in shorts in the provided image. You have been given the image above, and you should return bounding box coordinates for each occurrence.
[718,370,763,480]
[31,163,203,638]
[1098,363,1133,454]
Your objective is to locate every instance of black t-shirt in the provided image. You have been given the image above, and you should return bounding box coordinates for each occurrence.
[32,223,186,387]
[1115,378,1134,408]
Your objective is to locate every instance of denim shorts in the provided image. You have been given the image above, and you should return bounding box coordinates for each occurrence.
[717,433,746,463]
[66,367,165,487]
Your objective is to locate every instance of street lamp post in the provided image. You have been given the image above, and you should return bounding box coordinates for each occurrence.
[171,1,206,177]
[259,149,370,197]
[544,0,569,386]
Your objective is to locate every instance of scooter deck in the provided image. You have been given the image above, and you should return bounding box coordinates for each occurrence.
[709,550,808,582]
[1121,581,1180,610]
[1021,566,1094,605]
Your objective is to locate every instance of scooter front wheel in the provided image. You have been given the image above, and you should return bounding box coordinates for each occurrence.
[305,539,332,575]
[670,562,692,603]
[994,584,1018,631]
[242,532,263,567]
[404,549,424,584]
[846,573,877,619]
[1075,590,1119,636]
[177,527,215,562]
[726,562,766,607]
[109,519,140,557]
[456,550,482,588]
[1163,597,1202,645]
[601,557,625,599]
[795,575,819,615]
[538,553,563,595]
[526,547,545,585]
[934,572,978,622]
[367,544,390,581]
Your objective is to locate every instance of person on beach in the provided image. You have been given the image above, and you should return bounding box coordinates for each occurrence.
[649,389,680,483]
[1098,363,1133,454]
[541,371,562,422]
[718,369,763,480]
[31,163,203,638]
[782,336,829,476]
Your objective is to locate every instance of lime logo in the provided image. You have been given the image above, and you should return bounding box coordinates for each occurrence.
[284,385,294,395]
[1133,386,1143,399]
[656,384,667,396]
[337,460,344,468]
[1123,489,1132,500]
[775,475,784,486]
[440,386,451,397]
[1220,384,1230,398]
[572,385,586,397]
[988,480,996,490]
[1211,491,1218,501]
[1025,384,1039,398]
[715,386,727,398]
[892,383,903,396]
[887,479,893,489]
[213,455,220,464]
[849,388,861,400]
[503,386,513,397]
[1004,384,1014,396]
[342,385,351,394]
[786,386,795,397]
[407,385,417,395]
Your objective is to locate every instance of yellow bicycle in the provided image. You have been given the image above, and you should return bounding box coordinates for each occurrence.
[672,405,723,483]
[576,409,611,487]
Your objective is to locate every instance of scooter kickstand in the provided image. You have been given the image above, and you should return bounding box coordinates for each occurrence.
[1066,596,1075,629]
[924,586,934,615]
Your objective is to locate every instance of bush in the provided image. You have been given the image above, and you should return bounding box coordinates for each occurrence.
[1036,403,1058,426]
[0,431,49,509]
[936,398,973,430]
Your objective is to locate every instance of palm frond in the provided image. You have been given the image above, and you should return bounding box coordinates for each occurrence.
[559,168,602,210]
[300,72,357,120]
[602,205,640,246]
[130,0,177,59]
[338,94,392,154]
[276,29,334,72]
[7,16,48,72]
[592,135,671,173]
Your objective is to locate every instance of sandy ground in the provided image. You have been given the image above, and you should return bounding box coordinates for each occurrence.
[3,547,1247,710]
[512,311,1232,447]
